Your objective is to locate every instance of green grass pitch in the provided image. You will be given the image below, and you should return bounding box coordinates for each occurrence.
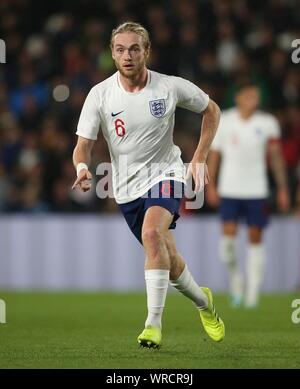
[0,291,299,368]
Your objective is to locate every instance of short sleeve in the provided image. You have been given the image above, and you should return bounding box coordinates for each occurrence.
[76,87,101,140]
[266,115,281,140]
[172,76,209,113]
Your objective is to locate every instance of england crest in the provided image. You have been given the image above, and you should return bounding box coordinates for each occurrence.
[149,99,166,118]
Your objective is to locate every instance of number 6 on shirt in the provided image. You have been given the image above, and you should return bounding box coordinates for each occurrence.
[115,118,126,137]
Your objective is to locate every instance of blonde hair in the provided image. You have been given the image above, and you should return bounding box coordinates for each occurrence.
[110,21,151,50]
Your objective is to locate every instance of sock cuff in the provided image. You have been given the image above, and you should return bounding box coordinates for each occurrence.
[145,269,170,281]
[248,243,264,254]
[221,235,235,247]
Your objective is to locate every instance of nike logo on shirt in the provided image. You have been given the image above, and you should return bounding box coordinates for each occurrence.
[111,110,124,117]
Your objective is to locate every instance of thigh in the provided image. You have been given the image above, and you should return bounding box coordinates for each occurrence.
[245,199,269,229]
[118,197,146,243]
[142,206,174,236]
[118,180,184,244]
[220,198,242,225]
[144,180,184,231]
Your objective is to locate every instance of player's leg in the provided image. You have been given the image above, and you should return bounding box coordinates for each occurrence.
[222,222,243,305]
[137,205,172,348]
[245,226,264,308]
[143,206,172,271]
[167,231,208,308]
[219,198,243,306]
[245,201,267,307]
[167,231,225,342]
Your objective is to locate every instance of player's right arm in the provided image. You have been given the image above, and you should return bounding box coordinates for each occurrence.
[72,136,95,192]
[72,86,101,192]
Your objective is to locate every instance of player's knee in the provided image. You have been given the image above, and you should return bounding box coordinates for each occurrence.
[248,229,262,244]
[142,227,164,248]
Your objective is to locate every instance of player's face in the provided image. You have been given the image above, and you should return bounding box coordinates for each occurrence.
[112,32,149,78]
[235,87,260,113]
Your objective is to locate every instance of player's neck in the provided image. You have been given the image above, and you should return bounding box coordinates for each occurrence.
[238,108,256,120]
[119,67,148,93]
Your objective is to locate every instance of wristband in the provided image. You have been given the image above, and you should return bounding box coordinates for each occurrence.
[76,162,88,177]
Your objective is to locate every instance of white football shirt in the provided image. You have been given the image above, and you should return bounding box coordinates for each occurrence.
[76,70,209,204]
[211,108,281,198]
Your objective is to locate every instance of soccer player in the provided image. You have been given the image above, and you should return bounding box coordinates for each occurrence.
[206,82,290,308]
[72,22,225,348]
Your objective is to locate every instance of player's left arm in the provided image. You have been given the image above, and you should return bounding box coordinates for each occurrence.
[187,99,221,192]
[267,139,290,212]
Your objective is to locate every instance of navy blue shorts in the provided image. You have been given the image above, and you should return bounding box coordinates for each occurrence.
[118,180,185,244]
[220,197,269,228]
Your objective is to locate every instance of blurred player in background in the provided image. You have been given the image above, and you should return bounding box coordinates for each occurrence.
[206,82,290,308]
[72,22,225,348]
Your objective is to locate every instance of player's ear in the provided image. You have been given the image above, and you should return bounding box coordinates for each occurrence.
[145,47,150,60]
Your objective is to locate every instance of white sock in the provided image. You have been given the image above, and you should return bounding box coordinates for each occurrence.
[245,243,265,307]
[169,265,208,309]
[145,269,169,329]
[220,236,243,297]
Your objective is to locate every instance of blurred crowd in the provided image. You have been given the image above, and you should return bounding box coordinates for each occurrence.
[0,0,299,214]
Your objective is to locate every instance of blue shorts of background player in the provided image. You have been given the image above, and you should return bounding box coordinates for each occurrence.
[220,197,269,228]
[118,180,185,244]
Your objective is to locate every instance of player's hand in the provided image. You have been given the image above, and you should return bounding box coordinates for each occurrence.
[205,185,220,208]
[72,169,92,192]
[186,161,210,193]
[277,187,290,213]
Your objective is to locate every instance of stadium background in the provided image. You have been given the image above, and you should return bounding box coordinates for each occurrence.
[0,0,299,369]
